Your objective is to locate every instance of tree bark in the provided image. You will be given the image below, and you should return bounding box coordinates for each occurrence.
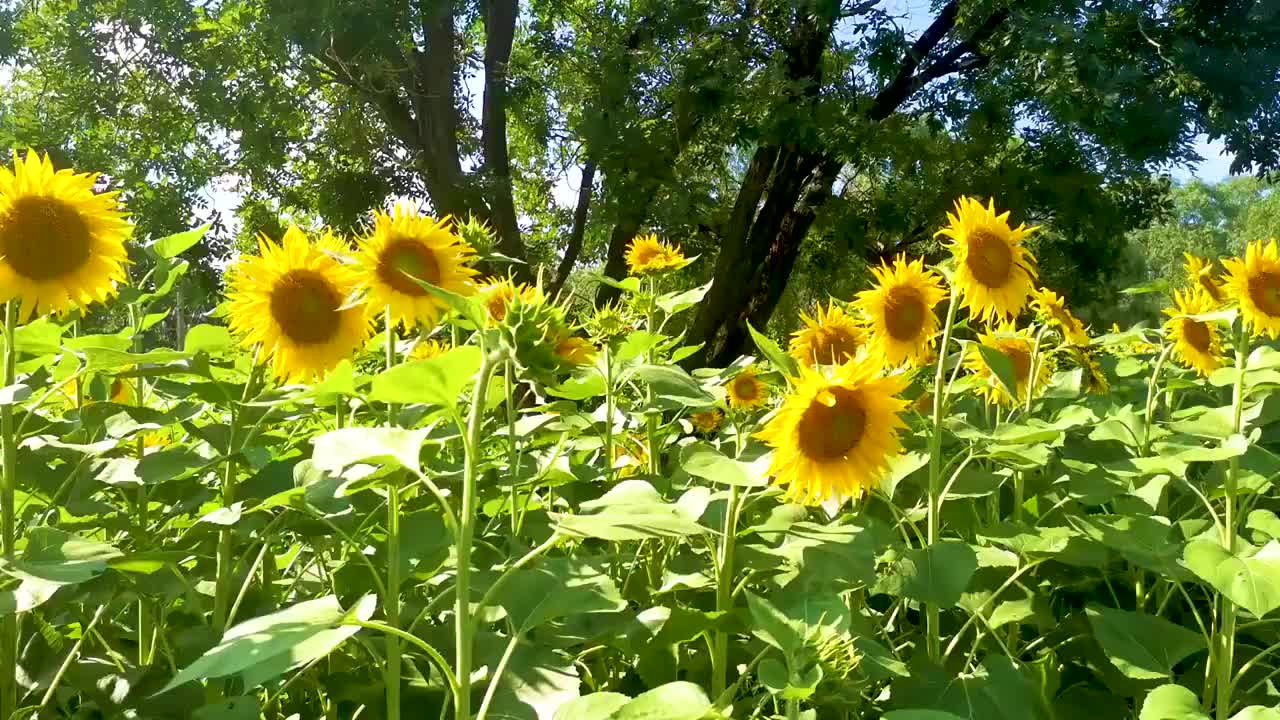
[481,0,527,271]
[550,158,597,298]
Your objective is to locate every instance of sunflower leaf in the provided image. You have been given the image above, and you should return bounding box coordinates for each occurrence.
[747,321,799,378]
[975,343,1019,403]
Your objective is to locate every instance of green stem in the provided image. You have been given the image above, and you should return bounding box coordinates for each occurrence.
[711,482,743,697]
[39,603,107,710]
[1,302,17,718]
[457,350,501,720]
[475,631,521,720]
[1141,344,1173,455]
[128,298,152,667]
[1217,324,1250,720]
[505,362,520,536]
[603,343,614,479]
[926,290,961,662]
[785,698,801,720]
[645,279,661,479]
[386,480,402,720]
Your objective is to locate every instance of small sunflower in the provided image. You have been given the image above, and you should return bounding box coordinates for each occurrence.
[108,377,135,405]
[410,338,449,361]
[1163,288,1223,377]
[1184,253,1226,305]
[1031,287,1089,345]
[554,334,596,365]
[1223,239,1280,339]
[965,329,1053,407]
[478,276,539,324]
[755,358,909,505]
[612,435,648,478]
[690,409,724,435]
[935,197,1038,324]
[726,366,770,409]
[855,255,948,368]
[226,226,372,383]
[1070,347,1110,395]
[789,302,865,367]
[625,234,688,275]
[0,150,132,321]
[355,205,478,330]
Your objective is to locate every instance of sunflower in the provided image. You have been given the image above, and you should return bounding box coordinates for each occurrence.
[554,334,597,365]
[1031,287,1089,345]
[354,205,478,330]
[1184,253,1225,305]
[612,435,648,478]
[1070,347,1110,395]
[1163,288,1223,377]
[478,276,539,324]
[789,302,865,366]
[855,255,947,367]
[755,358,909,505]
[935,197,1038,324]
[726,366,770,409]
[965,329,1053,407]
[0,150,132,321]
[410,338,449,361]
[226,226,372,383]
[1223,239,1280,339]
[108,377,135,405]
[625,234,688,275]
[690,409,724,435]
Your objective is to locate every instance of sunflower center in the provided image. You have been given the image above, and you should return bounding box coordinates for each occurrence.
[814,329,860,365]
[269,269,343,344]
[883,286,926,340]
[1004,344,1031,388]
[733,376,759,401]
[378,237,440,296]
[1183,319,1212,352]
[966,228,1013,287]
[1248,271,1280,317]
[0,196,94,281]
[797,387,866,461]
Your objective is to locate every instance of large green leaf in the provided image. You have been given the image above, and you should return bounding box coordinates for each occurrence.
[1085,604,1206,680]
[747,321,799,378]
[898,541,978,608]
[1138,684,1209,720]
[1183,540,1280,617]
[491,557,625,633]
[631,365,715,408]
[679,443,766,487]
[552,693,630,720]
[311,426,432,476]
[745,591,804,656]
[609,681,711,720]
[369,345,482,407]
[150,224,210,259]
[17,527,123,584]
[157,594,374,695]
[552,480,707,540]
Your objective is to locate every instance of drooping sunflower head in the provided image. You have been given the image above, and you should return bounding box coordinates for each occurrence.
[690,409,724,435]
[1068,346,1110,395]
[789,302,865,367]
[225,226,373,384]
[108,376,135,405]
[410,337,450,361]
[935,196,1038,324]
[625,234,688,275]
[0,150,132,321]
[1184,253,1225,305]
[499,290,589,381]
[965,329,1053,407]
[855,255,948,368]
[1223,239,1280,339]
[1031,287,1089,345]
[754,358,910,506]
[478,275,540,325]
[726,365,770,409]
[354,205,478,330]
[1163,288,1223,377]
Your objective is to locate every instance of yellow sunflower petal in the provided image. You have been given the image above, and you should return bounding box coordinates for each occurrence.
[225,225,373,383]
[754,358,909,506]
[934,196,1038,325]
[1163,288,1224,377]
[1031,287,1090,345]
[788,302,866,367]
[1184,252,1226,305]
[625,234,688,275]
[354,204,479,330]
[855,254,948,368]
[1223,239,1280,339]
[964,328,1053,407]
[0,150,132,321]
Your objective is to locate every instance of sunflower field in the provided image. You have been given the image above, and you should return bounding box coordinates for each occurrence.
[5,147,1280,720]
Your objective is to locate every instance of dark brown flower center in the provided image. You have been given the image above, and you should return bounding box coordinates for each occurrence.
[966,228,1013,287]
[1248,270,1280,317]
[883,286,926,340]
[798,387,866,461]
[0,196,93,281]
[377,237,440,296]
[1183,318,1212,352]
[270,269,343,344]
[811,329,860,365]
[733,376,759,401]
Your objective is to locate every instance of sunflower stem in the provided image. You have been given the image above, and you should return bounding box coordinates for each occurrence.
[1141,343,1173,456]
[603,342,615,479]
[926,289,961,663]
[457,347,501,720]
[712,480,744,698]
[645,278,661,479]
[505,360,521,537]
[127,291,153,667]
[0,302,18,718]
[1216,322,1250,720]
[382,306,404,720]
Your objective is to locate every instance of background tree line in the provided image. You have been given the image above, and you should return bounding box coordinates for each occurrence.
[3,0,1280,357]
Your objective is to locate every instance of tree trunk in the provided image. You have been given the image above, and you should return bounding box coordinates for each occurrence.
[481,0,527,273]
[550,158,597,298]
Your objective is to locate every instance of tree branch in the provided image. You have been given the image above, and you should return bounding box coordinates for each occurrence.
[480,0,527,269]
[550,158,596,298]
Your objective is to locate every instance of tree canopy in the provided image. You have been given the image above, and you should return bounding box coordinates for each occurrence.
[5,0,1280,360]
